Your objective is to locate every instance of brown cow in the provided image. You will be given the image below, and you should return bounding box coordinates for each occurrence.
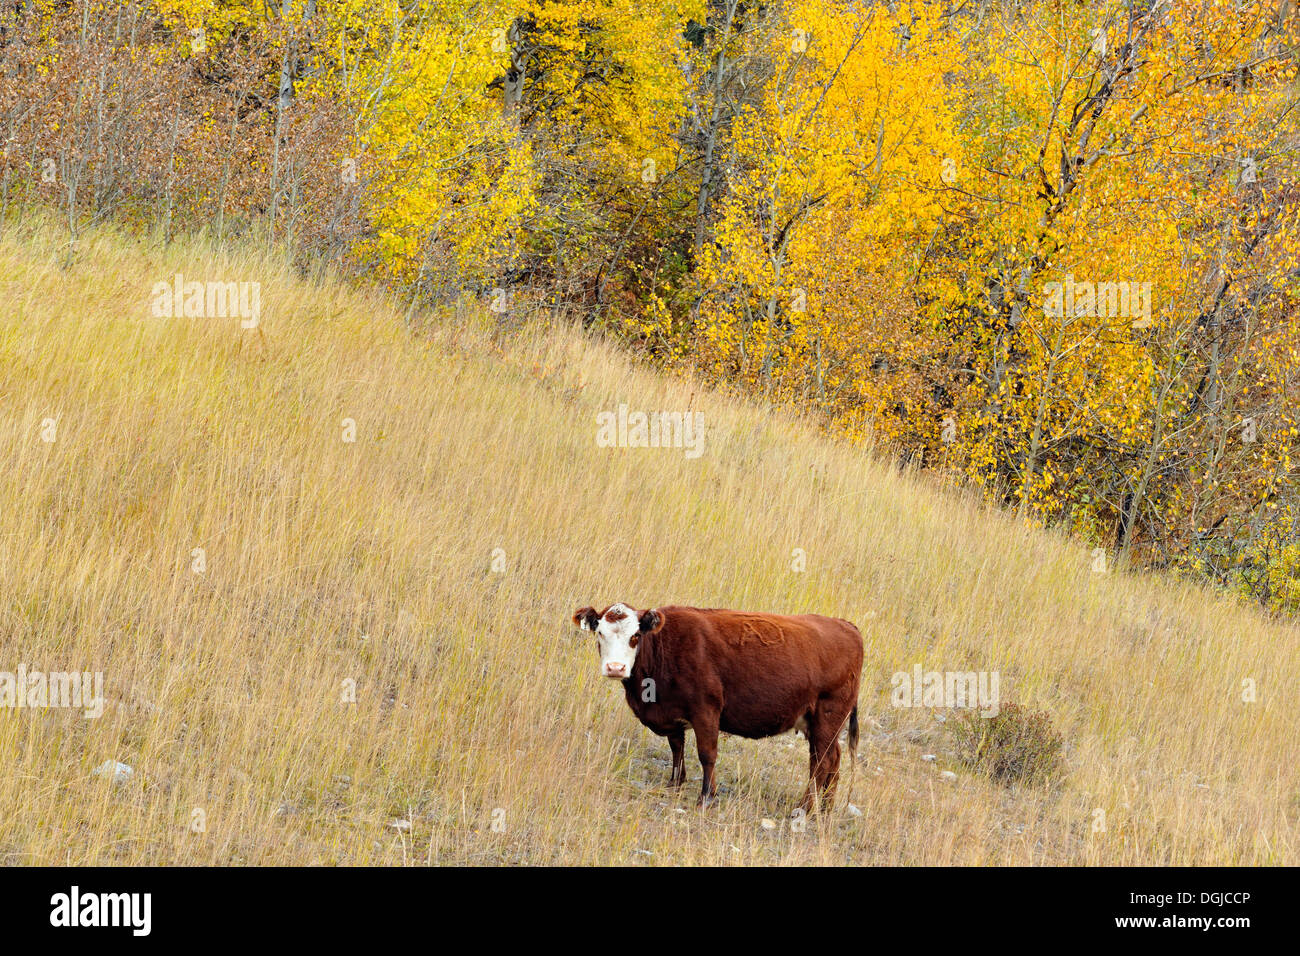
[571,603,863,811]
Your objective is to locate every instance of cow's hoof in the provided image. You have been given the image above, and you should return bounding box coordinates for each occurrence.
[697,794,717,810]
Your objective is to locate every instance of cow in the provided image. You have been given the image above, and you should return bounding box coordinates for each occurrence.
[571,603,863,811]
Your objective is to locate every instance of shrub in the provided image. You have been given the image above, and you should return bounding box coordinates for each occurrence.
[948,703,1063,784]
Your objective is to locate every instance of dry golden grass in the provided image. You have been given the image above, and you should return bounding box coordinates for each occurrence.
[0,217,1296,865]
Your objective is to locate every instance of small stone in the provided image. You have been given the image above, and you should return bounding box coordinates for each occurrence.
[760,818,777,830]
[846,803,863,817]
[922,754,937,762]
[940,770,958,782]
[389,819,411,831]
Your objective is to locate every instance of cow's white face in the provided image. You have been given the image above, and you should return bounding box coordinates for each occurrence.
[572,603,660,680]
[594,604,639,679]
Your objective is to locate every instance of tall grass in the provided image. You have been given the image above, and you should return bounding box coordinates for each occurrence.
[0,217,1295,864]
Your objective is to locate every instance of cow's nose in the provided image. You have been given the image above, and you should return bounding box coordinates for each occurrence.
[604,663,626,677]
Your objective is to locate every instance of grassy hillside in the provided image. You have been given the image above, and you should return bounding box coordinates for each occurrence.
[1,218,1296,865]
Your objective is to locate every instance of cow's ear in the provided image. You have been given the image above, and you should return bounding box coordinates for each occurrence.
[638,608,664,634]
[572,607,599,631]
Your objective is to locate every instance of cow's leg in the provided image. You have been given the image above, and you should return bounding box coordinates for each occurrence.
[693,716,720,808]
[812,721,842,809]
[667,727,686,789]
[798,711,820,813]
[799,711,843,813]
[809,695,853,811]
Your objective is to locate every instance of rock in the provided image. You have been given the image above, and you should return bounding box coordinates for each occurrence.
[846,803,863,817]
[93,760,133,784]
[389,819,411,831]
[760,818,777,830]
[940,770,958,782]
[922,754,937,762]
